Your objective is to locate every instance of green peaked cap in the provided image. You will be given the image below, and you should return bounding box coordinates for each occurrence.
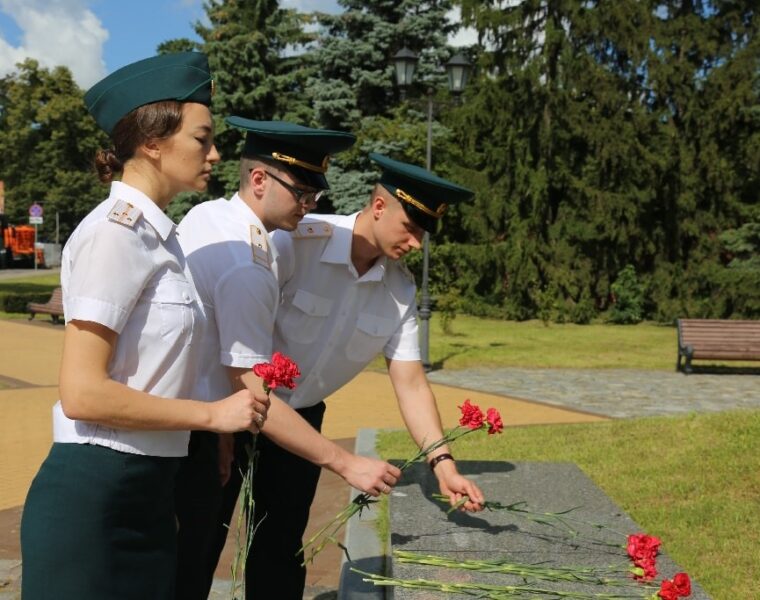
[85,52,213,135]
[369,152,474,232]
[225,116,356,189]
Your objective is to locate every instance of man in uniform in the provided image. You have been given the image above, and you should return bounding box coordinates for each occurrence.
[173,121,402,600]
[214,152,486,599]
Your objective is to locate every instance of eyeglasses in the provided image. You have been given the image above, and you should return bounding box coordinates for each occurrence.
[264,170,325,206]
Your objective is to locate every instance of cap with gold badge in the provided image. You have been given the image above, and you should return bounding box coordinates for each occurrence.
[85,52,214,135]
[225,116,356,190]
[369,152,474,233]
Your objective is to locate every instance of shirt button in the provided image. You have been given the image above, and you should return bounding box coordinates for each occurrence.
[183,293,190,301]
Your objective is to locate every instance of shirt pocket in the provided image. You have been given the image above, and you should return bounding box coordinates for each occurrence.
[345,313,397,363]
[280,289,332,344]
[154,278,197,346]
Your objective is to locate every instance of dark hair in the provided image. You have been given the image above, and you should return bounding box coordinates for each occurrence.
[94,100,185,183]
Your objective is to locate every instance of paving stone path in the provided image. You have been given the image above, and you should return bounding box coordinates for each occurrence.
[428,367,760,419]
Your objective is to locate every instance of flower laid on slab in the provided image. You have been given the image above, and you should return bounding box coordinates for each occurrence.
[357,555,692,599]
[229,352,300,598]
[299,399,504,565]
[354,567,651,599]
[429,493,691,596]
[393,550,645,586]
[627,533,661,581]
[656,572,691,600]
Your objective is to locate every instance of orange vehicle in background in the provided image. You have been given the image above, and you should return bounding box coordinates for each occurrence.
[0,216,45,268]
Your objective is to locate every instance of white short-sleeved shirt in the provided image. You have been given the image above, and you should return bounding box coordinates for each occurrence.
[271,213,420,409]
[177,193,280,401]
[53,181,203,457]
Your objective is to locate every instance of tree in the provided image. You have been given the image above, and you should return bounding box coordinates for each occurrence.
[0,59,107,243]
[449,0,759,321]
[165,0,319,201]
[305,0,467,214]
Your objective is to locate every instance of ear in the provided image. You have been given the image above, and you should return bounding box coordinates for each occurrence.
[249,167,267,197]
[371,194,387,220]
[141,139,162,161]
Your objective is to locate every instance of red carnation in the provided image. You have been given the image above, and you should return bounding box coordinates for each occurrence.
[634,556,657,581]
[458,399,485,429]
[627,533,661,561]
[658,579,679,600]
[673,572,691,596]
[486,407,504,435]
[271,351,300,389]
[253,352,300,393]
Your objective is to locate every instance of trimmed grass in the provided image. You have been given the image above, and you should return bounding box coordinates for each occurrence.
[0,272,61,292]
[367,315,678,371]
[0,272,61,319]
[376,409,760,600]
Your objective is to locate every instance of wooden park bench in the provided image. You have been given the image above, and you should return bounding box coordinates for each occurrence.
[27,287,64,324]
[676,318,760,373]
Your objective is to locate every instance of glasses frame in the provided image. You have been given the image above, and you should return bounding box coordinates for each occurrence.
[262,169,325,207]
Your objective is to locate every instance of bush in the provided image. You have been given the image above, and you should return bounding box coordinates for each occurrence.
[608,265,644,324]
[0,291,51,313]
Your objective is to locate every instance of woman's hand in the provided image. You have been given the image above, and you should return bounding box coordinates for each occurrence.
[209,388,270,433]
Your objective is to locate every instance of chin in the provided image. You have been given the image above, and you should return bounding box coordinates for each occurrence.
[279,219,300,232]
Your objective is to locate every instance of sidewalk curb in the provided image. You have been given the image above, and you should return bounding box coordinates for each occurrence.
[338,428,385,600]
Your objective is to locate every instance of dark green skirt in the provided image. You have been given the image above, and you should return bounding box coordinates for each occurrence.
[21,443,181,600]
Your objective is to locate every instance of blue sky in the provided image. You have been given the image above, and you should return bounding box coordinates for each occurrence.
[0,0,471,89]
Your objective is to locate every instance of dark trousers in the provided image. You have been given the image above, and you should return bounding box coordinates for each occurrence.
[175,403,327,600]
[215,403,326,600]
[174,431,224,600]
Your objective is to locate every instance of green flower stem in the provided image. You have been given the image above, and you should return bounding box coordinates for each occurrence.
[432,494,627,548]
[229,437,259,598]
[353,568,650,599]
[394,551,644,587]
[300,424,485,564]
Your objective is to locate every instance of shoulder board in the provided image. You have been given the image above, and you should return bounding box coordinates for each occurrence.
[250,224,271,270]
[107,199,142,228]
[291,220,333,240]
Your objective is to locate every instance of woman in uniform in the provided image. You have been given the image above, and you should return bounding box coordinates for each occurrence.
[20,52,267,599]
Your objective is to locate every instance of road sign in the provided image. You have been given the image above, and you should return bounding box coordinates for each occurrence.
[29,203,43,218]
[29,216,43,225]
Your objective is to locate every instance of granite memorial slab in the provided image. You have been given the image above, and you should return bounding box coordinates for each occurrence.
[384,460,711,599]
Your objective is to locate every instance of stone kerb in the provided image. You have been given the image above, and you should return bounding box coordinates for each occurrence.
[339,429,711,599]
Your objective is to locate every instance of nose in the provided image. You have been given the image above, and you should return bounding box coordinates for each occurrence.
[409,233,423,250]
[208,144,221,164]
[302,196,318,211]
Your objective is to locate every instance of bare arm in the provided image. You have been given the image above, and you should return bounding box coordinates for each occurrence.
[227,366,401,496]
[59,320,262,433]
[387,357,484,511]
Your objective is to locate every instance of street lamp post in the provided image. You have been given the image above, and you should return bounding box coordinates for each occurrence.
[392,48,472,371]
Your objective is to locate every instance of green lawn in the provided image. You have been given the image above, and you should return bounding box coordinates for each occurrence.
[0,272,61,292]
[0,272,61,319]
[366,315,677,371]
[377,410,760,600]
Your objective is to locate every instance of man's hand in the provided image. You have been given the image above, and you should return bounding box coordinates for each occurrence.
[338,454,402,497]
[433,460,485,512]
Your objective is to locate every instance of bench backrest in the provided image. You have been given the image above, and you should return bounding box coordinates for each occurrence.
[48,287,63,307]
[678,319,760,360]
